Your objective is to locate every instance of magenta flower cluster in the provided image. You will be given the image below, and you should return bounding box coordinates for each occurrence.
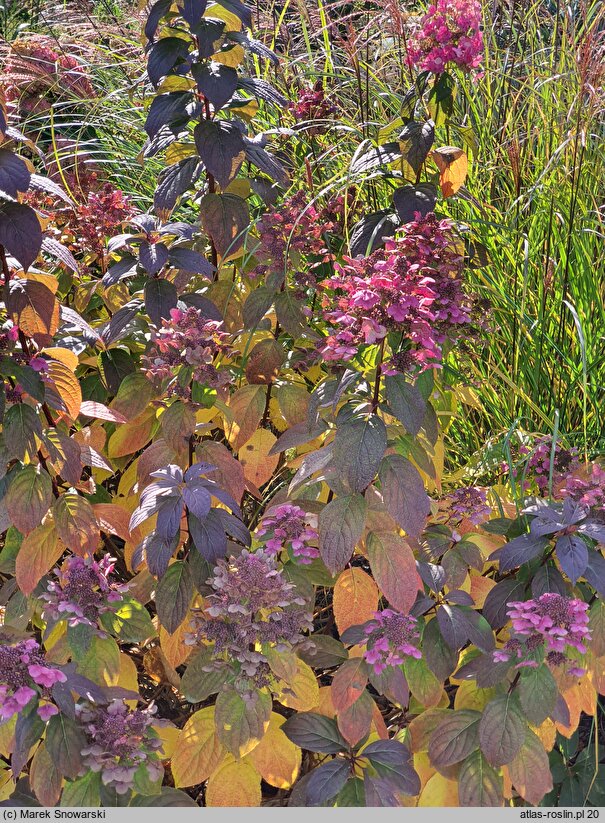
[256,503,319,564]
[42,554,126,630]
[363,609,421,674]
[0,638,66,722]
[407,0,484,75]
[319,214,477,372]
[143,307,230,397]
[494,594,591,677]
[290,82,337,126]
[77,700,164,794]
[444,486,491,525]
[189,550,313,687]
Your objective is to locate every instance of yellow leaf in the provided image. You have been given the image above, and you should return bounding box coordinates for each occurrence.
[172,707,225,788]
[275,658,319,711]
[418,772,459,806]
[204,4,242,31]
[238,429,278,488]
[213,44,245,67]
[248,713,301,788]
[0,715,16,758]
[0,767,13,802]
[454,680,495,711]
[154,725,180,760]
[531,719,556,752]
[206,756,261,806]
[413,751,437,792]
[108,653,139,709]
[333,567,379,634]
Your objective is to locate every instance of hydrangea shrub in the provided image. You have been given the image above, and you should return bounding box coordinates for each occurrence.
[0,0,603,810]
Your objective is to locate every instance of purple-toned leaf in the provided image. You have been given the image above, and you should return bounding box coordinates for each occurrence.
[556,533,589,584]
[483,579,526,628]
[362,774,398,807]
[282,712,347,753]
[181,483,212,520]
[0,149,31,198]
[479,695,525,767]
[428,710,481,767]
[155,559,192,633]
[45,715,87,780]
[318,493,367,575]
[0,201,42,270]
[332,415,387,494]
[169,247,214,277]
[147,37,190,87]
[306,759,351,806]
[154,158,203,217]
[583,548,605,597]
[384,374,427,436]
[363,740,420,795]
[145,0,171,42]
[518,664,558,726]
[496,533,549,571]
[192,61,238,109]
[139,241,170,276]
[458,750,503,807]
[349,209,398,257]
[423,616,458,681]
[144,277,178,327]
[189,509,228,562]
[417,561,445,593]
[178,0,207,25]
[392,183,437,224]
[145,92,198,139]
[194,120,245,189]
[379,453,430,537]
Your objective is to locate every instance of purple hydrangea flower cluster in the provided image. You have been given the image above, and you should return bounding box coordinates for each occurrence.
[255,503,319,564]
[0,638,66,722]
[143,307,230,397]
[363,609,421,674]
[444,486,491,525]
[493,593,591,677]
[407,0,484,75]
[189,550,313,686]
[42,554,126,629]
[77,700,164,794]
[522,436,579,494]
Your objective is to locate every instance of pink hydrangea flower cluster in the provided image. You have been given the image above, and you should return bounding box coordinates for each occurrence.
[0,638,66,722]
[42,554,127,630]
[188,550,313,686]
[444,486,491,525]
[252,191,334,282]
[143,307,230,397]
[256,503,319,564]
[76,700,164,794]
[363,609,421,674]
[319,213,478,372]
[493,594,591,677]
[3,35,94,116]
[560,462,605,513]
[522,436,579,494]
[406,0,484,74]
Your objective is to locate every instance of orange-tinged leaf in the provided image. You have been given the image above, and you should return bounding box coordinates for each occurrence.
[469,574,496,608]
[196,441,245,504]
[46,359,82,419]
[52,491,99,556]
[531,719,556,752]
[205,757,261,807]
[107,408,157,458]
[275,658,319,711]
[238,429,279,488]
[15,519,63,595]
[248,713,301,788]
[92,503,136,543]
[333,567,379,634]
[366,531,421,614]
[41,346,78,371]
[8,275,60,342]
[172,707,225,788]
[555,685,582,738]
[5,464,53,535]
[432,146,468,198]
[418,772,459,806]
[508,730,553,806]
[160,618,193,669]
